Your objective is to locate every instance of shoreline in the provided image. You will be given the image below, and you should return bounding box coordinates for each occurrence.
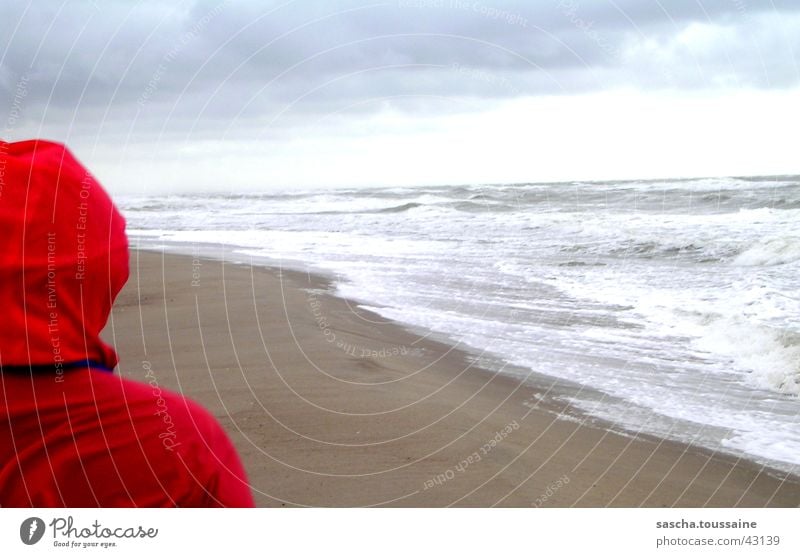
[103,248,800,506]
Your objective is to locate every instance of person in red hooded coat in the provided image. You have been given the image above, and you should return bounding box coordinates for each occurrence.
[0,140,255,507]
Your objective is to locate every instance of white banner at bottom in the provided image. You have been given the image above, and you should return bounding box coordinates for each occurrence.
[1,508,797,556]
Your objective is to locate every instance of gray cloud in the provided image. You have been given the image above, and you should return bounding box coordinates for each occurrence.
[2,0,799,140]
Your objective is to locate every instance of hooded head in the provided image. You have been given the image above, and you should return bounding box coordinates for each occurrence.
[0,140,129,371]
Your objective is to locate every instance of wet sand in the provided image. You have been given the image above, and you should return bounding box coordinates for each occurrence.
[102,249,800,507]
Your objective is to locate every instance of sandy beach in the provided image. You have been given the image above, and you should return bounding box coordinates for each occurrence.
[102,249,800,507]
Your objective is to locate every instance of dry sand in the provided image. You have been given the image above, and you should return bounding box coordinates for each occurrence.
[103,249,800,507]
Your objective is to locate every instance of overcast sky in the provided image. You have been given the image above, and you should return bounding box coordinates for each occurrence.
[2,0,799,192]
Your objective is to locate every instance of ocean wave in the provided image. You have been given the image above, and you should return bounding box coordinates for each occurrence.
[558,261,607,267]
[659,176,798,191]
[700,192,733,203]
[374,202,424,213]
[559,237,731,263]
[694,317,800,396]
[468,193,495,201]
[610,241,705,257]
[733,237,800,266]
[360,199,514,215]
[766,198,800,210]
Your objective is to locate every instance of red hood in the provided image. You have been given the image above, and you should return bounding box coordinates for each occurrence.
[0,140,128,370]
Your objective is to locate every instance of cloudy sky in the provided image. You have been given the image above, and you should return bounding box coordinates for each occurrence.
[2,0,799,193]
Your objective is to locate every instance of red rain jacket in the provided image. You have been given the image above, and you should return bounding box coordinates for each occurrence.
[0,140,254,507]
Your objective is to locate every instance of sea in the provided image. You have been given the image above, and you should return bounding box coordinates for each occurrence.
[119,176,800,475]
